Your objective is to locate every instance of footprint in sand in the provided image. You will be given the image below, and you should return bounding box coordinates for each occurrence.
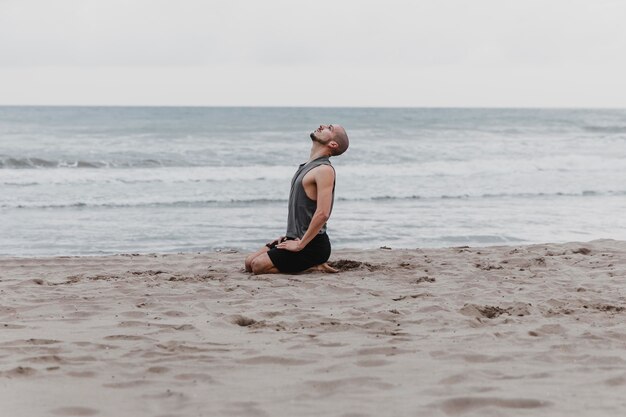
[237,356,312,366]
[50,406,99,416]
[72,341,118,351]
[174,373,215,383]
[104,334,150,341]
[162,310,188,317]
[27,354,66,364]
[147,366,170,374]
[25,338,61,345]
[1,323,27,329]
[1,366,37,377]
[437,397,550,415]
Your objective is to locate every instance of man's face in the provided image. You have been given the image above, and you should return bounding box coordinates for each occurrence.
[310,124,335,145]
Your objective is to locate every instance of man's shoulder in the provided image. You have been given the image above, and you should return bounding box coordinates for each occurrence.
[311,163,335,176]
[302,163,335,184]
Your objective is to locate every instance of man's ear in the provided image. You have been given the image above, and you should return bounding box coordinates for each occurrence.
[329,141,339,152]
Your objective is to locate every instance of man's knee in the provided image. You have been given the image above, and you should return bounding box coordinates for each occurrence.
[244,254,255,271]
[250,255,274,275]
[245,247,268,271]
[250,257,264,274]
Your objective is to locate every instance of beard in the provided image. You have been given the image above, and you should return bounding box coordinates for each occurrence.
[310,131,330,144]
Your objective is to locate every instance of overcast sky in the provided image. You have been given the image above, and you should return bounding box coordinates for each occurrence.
[1,0,625,107]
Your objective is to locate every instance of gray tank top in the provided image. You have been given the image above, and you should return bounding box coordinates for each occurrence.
[286,156,335,239]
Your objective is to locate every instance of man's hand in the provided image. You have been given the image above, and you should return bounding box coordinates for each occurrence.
[266,236,286,248]
[277,238,302,252]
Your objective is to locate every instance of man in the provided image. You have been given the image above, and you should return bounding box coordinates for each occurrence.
[245,124,349,275]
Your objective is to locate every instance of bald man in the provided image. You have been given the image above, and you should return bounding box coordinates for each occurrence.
[245,124,349,275]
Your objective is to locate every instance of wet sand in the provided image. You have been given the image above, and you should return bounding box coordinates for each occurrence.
[1,239,625,416]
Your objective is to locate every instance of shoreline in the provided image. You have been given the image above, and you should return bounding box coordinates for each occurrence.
[1,239,625,416]
[0,238,620,260]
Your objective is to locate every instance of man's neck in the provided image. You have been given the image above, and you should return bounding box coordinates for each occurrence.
[309,146,330,162]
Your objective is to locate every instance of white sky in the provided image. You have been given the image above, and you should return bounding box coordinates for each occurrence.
[1,0,625,107]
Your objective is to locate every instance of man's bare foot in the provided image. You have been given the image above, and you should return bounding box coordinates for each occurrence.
[307,262,339,273]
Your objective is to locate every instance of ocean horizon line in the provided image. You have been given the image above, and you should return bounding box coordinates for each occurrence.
[2,104,626,111]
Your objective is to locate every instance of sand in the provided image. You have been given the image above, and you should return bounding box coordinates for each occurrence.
[1,239,625,416]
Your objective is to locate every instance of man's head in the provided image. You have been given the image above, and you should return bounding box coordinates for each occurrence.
[310,124,349,156]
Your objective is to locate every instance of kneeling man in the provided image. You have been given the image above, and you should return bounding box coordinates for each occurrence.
[245,124,349,274]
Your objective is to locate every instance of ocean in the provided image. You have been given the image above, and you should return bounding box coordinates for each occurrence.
[1,106,625,257]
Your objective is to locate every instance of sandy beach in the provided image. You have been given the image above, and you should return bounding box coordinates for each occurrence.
[1,239,625,416]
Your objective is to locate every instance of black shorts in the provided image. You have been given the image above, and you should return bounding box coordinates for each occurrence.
[267,233,331,273]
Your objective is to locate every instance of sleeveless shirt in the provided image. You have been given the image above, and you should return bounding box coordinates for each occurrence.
[285,156,335,239]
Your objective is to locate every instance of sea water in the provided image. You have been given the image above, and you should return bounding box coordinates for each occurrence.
[1,106,625,256]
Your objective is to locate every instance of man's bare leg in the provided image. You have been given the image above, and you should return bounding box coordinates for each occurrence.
[250,253,280,275]
[245,246,270,272]
[249,252,336,275]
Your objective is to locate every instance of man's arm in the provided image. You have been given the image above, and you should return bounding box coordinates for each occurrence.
[278,164,335,252]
